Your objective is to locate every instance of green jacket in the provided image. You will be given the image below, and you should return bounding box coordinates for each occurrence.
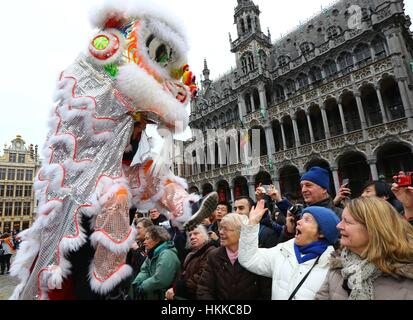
[131,241,181,300]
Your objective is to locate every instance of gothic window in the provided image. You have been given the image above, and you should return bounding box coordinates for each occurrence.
[372,37,386,59]
[247,53,255,71]
[297,73,309,90]
[286,79,296,95]
[338,52,354,73]
[241,57,248,74]
[258,50,267,69]
[241,19,246,34]
[323,60,338,78]
[327,26,341,40]
[274,84,285,102]
[309,66,323,83]
[354,43,372,65]
[247,16,252,31]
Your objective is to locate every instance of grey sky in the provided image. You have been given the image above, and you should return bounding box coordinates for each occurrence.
[0,0,412,151]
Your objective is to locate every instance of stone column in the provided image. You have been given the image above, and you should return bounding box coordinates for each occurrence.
[374,84,388,123]
[306,112,315,143]
[355,92,368,130]
[320,106,331,139]
[229,182,235,204]
[331,166,340,195]
[292,115,301,147]
[368,160,379,181]
[248,179,256,200]
[280,121,287,150]
[264,126,276,155]
[397,79,413,119]
[238,96,247,119]
[337,102,348,134]
[250,93,256,112]
[258,83,268,110]
[272,175,281,193]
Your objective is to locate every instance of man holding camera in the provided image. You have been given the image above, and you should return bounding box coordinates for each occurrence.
[259,167,342,242]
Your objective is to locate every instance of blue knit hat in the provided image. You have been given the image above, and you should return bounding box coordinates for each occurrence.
[300,167,330,192]
[302,206,340,245]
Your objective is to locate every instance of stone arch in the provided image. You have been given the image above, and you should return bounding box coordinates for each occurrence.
[279,165,301,197]
[376,142,413,181]
[337,151,370,197]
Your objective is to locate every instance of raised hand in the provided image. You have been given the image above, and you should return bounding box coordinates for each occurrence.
[268,185,282,202]
[255,183,265,201]
[249,199,268,225]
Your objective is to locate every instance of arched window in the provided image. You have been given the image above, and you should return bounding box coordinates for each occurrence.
[372,37,386,59]
[297,73,309,90]
[286,79,296,96]
[241,57,248,74]
[338,52,354,74]
[309,66,323,83]
[247,53,255,71]
[323,60,338,78]
[247,16,252,31]
[354,43,372,66]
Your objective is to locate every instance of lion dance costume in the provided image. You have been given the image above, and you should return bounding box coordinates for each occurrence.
[10,1,205,300]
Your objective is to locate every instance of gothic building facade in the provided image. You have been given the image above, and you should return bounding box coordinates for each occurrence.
[180,0,413,203]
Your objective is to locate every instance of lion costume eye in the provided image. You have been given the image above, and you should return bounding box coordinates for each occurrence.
[146,34,174,67]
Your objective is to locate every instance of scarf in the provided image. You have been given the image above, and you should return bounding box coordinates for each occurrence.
[225,247,239,266]
[294,240,329,264]
[341,248,382,300]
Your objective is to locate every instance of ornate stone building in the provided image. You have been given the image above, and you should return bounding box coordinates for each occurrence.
[0,136,40,233]
[180,0,413,203]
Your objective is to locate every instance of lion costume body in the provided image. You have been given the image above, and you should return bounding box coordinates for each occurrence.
[10,1,201,300]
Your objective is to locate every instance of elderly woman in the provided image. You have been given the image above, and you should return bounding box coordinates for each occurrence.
[130,226,181,300]
[238,200,340,300]
[315,197,413,300]
[165,225,215,300]
[197,213,269,300]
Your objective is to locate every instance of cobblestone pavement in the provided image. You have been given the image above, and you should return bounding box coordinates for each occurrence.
[0,273,19,300]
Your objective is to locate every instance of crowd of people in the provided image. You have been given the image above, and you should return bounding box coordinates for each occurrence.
[113,168,413,300]
[0,230,19,275]
[5,168,413,300]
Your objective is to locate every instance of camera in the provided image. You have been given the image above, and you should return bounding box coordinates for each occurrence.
[393,172,413,188]
[262,185,272,194]
[289,204,304,220]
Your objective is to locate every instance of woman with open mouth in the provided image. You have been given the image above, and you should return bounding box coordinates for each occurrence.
[238,200,340,300]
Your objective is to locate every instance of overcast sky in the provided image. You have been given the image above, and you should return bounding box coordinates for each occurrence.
[1,0,412,152]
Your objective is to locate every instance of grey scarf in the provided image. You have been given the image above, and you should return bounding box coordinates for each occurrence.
[341,249,382,300]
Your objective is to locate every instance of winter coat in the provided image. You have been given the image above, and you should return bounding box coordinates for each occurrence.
[132,241,181,300]
[196,246,270,300]
[174,242,215,300]
[239,224,335,300]
[315,251,413,300]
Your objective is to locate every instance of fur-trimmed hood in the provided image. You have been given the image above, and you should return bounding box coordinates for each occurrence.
[329,249,413,280]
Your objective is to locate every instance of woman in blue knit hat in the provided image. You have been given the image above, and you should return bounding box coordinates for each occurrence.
[238,200,340,300]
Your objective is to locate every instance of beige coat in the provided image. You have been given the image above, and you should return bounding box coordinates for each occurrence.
[315,251,413,300]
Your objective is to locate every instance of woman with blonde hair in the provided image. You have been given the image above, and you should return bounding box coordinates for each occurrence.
[316,197,413,300]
